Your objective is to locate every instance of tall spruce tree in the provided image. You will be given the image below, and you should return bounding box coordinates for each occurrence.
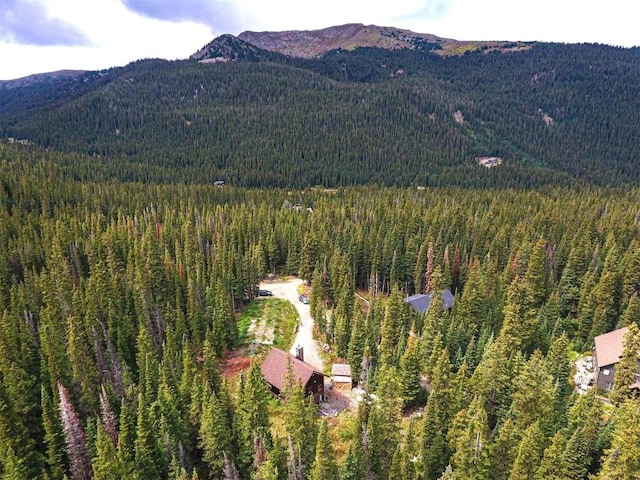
[597,400,640,479]
[199,390,233,480]
[508,421,545,480]
[310,419,338,480]
[236,360,272,477]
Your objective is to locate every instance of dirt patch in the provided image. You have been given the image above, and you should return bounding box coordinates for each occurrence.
[319,384,361,416]
[248,317,274,344]
[220,348,253,380]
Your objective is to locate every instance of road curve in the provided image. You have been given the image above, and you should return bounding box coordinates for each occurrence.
[259,278,324,371]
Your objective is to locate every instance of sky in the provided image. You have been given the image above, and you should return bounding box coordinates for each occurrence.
[1,0,639,80]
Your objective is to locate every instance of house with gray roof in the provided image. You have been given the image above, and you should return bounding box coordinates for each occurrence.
[405,289,455,314]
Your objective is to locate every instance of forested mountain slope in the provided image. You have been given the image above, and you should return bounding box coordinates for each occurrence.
[1,38,639,188]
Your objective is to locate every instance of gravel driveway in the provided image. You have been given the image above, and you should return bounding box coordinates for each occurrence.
[259,278,324,371]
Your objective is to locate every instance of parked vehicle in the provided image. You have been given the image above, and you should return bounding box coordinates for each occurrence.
[258,289,273,296]
[298,294,309,304]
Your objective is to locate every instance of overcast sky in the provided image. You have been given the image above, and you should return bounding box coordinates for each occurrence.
[1,0,639,80]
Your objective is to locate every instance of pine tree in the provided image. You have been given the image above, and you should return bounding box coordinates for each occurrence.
[92,424,127,480]
[561,427,589,480]
[437,465,454,480]
[523,238,548,310]
[41,385,65,480]
[589,270,620,342]
[116,395,136,475]
[533,430,566,480]
[1,446,29,480]
[454,258,486,341]
[281,358,318,478]
[597,399,640,480]
[470,337,512,428]
[134,392,165,480]
[621,241,640,301]
[545,334,572,401]
[419,350,454,480]
[135,324,158,405]
[299,233,317,284]
[199,390,233,479]
[558,245,586,318]
[67,313,100,414]
[155,365,187,471]
[367,365,403,479]
[310,419,338,480]
[202,328,222,393]
[499,277,531,354]
[484,419,520,480]
[310,263,327,335]
[379,286,405,367]
[332,302,350,358]
[447,395,488,479]
[347,307,366,385]
[618,292,640,328]
[236,360,272,477]
[509,350,554,434]
[400,330,425,407]
[339,432,366,480]
[508,421,545,480]
[255,459,279,480]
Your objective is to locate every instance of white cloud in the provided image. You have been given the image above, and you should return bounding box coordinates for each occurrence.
[1,0,638,80]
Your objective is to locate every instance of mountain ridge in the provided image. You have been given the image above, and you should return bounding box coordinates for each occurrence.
[235,23,530,58]
[1,28,639,189]
[0,69,87,88]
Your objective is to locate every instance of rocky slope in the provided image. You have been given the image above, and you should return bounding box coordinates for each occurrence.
[237,23,525,58]
[190,34,282,63]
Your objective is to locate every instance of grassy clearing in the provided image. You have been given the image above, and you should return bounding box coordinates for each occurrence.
[237,298,299,350]
[237,302,264,345]
[269,299,299,349]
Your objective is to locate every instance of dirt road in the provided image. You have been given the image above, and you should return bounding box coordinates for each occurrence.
[259,278,324,371]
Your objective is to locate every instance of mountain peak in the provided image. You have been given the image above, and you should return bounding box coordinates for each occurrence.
[192,24,530,63]
[236,23,444,58]
[190,34,278,63]
[236,23,530,58]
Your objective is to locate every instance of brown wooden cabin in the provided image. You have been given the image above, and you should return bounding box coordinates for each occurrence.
[261,348,325,403]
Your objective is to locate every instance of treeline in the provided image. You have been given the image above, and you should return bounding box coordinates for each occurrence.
[1,43,640,188]
[1,145,640,478]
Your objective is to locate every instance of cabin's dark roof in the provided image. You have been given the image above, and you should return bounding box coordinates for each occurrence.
[261,348,325,392]
[405,289,454,314]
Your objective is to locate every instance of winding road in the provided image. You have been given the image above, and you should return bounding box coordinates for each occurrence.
[259,277,324,371]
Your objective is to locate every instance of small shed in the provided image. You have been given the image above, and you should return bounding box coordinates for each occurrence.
[261,348,326,403]
[331,363,353,389]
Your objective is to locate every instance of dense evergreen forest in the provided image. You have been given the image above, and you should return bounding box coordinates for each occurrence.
[1,141,640,479]
[1,41,640,188]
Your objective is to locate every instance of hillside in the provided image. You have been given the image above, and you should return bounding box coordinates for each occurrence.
[1,27,639,188]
